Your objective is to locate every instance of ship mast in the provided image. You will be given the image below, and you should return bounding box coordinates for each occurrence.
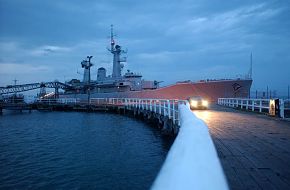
[109,25,126,79]
[110,24,115,52]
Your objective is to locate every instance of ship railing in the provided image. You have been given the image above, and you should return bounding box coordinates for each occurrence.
[35,98,81,105]
[90,98,187,126]
[218,98,290,118]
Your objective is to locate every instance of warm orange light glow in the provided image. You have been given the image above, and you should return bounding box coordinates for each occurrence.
[193,110,211,121]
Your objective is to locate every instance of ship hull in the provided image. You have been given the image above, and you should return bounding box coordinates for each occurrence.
[62,79,252,102]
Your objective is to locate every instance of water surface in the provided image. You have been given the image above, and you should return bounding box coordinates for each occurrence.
[0,111,172,189]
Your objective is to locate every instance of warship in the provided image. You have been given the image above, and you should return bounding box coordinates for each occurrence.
[62,26,252,101]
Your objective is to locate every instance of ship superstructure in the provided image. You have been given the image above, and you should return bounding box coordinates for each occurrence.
[67,25,158,94]
[64,26,252,101]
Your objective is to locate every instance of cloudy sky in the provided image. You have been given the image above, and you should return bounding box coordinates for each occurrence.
[0,0,289,94]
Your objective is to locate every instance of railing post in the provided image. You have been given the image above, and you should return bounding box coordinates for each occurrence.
[167,100,171,119]
[163,100,166,116]
[154,100,156,113]
[159,100,162,115]
[150,99,152,111]
[259,100,262,112]
[279,99,285,118]
[178,103,181,126]
[246,100,249,110]
[252,100,255,111]
[172,101,175,124]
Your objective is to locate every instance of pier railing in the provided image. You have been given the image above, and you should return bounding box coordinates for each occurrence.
[34,98,187,126]
[90,98,187,126]
[218,98,290,118]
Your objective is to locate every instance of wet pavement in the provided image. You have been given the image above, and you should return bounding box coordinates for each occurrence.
[193,105,290,190]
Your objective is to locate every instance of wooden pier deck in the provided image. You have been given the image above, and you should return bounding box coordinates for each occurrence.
[194,106,290,190]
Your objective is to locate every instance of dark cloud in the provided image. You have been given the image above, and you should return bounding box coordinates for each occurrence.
[0,0,289,94]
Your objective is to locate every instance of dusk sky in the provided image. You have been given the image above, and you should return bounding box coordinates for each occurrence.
[0,0,289,94]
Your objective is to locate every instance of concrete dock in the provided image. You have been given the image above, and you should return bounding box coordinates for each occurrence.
[194,105,290,190]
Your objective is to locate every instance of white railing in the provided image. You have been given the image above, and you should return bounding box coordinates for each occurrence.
[218,98,289,118]
[152,103,228,190]
[281,99,290,119]
[218,98,270,112]
[36,97,187,125]
[90,98,187,126]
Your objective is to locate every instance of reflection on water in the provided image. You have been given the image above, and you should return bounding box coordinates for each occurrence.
[0,111,172,189]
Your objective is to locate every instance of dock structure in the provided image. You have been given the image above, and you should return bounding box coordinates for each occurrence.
[0,102,32,113]
[0,98,184,135]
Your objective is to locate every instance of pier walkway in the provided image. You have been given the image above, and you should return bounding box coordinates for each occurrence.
[194,105,290,190]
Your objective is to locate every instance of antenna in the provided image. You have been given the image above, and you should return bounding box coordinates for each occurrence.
[248,52,253,79]
[110,24,115,52]
[13,79,18,86]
